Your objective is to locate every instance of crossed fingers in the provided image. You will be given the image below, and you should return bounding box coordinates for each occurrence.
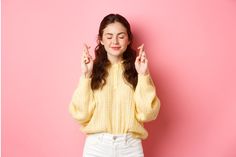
[83,44,92,64]
[137,44,147,63]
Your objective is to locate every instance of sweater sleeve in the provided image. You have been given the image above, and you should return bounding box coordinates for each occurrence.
[134,74,161,122]
[69,75,96,126]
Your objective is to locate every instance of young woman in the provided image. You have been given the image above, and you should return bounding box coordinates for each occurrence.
[69,13,160,157]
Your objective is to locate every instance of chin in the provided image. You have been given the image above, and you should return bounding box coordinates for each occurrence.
[110,50,123,55]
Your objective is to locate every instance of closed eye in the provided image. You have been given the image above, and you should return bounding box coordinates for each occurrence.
[105,35,113,39]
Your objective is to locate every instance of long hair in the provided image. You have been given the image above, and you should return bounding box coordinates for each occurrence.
[91,14,138,90]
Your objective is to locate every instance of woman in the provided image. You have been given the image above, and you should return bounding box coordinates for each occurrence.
[69,13,160,157]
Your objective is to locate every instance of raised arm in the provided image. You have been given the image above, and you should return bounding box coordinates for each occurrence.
[134,44,160,122]
[69,44,95,125]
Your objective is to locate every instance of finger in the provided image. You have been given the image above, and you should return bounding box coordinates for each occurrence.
[87,53,93,59]
[82,44,91,63]
[84,54,92,64]
[135,55,141,65]
[137,43,144,51]
[82,53,88,64]
[83,43,91,55]
[140,49,146,62]
[84,44,91,53]
[141,56,145,63]
[83,56,89,64]
[137,44,144,57]
[141,51,146,57]
[136,54,141,62]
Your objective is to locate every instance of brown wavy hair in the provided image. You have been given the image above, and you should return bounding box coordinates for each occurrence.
[91,14,138,90]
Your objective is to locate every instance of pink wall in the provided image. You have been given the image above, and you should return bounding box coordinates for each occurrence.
[2,0,236,157]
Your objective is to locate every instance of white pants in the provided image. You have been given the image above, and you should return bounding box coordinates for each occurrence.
[83,133,144,157]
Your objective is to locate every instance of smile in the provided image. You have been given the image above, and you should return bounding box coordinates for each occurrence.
[111,47,121,50]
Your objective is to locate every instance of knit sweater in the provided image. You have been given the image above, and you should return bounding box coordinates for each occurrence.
[69,62,160,139]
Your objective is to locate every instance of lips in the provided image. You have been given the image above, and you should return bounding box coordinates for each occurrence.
[111,46,121,50]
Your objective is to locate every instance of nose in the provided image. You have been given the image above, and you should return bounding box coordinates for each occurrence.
[112,37,119,44]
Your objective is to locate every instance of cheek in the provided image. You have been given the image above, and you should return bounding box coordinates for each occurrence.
[101,40,108,47]
[122,39,130,46]
[102,41,111,51]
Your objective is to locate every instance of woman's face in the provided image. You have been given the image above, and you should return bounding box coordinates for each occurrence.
[101,22,130,62]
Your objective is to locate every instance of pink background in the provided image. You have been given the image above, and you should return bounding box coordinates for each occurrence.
[2,0,236,157]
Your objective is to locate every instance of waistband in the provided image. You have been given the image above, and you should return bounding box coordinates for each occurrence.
[87,133,135,143]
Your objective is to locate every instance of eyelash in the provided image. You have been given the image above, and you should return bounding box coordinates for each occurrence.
[107,36,125,39]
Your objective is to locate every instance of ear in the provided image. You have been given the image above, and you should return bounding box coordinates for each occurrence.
[97,36,104,45]
[128,40,131,45]
[100,40,104,45]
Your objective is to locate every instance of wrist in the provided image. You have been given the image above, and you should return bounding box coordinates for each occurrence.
[83,72,92,78]
[138,70,149,76]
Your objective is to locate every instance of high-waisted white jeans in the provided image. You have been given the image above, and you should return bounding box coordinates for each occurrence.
[83,133,144,157]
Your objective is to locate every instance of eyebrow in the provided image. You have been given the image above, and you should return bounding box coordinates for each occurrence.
[104,32,126,36]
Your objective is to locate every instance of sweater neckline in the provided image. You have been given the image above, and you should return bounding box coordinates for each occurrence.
[110,60,124,66]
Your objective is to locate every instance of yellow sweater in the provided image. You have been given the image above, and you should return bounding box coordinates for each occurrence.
[69,62,160,139]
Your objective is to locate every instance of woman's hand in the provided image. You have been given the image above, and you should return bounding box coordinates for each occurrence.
[81,44,93,78]
[135,44,149,75]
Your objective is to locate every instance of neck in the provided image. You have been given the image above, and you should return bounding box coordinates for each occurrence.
[108,55,123,64]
